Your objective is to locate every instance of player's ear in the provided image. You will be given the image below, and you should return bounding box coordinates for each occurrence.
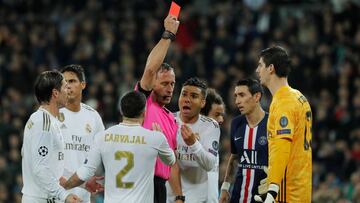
[268,64,275,74]
[200,97,206,108]
[52,88,59,99]
[254,92,261,103]
[81,81,86,90]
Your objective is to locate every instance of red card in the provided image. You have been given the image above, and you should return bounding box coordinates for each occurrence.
[169,2,181,18]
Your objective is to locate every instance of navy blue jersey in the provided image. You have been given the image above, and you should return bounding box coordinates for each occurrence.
[230,113,268,203]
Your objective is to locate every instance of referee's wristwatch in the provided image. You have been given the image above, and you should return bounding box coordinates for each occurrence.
[161,30,176,41]
[175,195,185,202]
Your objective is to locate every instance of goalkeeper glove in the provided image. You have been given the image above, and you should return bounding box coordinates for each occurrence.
[254,183,279,203]
[258,166,268,195]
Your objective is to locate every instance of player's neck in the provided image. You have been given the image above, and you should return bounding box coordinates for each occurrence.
[40,103,60,118]
[246,106,265,128]
[268,77,289,96]
[180,113,199,124]
[66,100,81,112]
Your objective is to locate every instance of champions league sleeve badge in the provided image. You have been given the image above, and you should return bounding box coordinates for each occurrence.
[212,141,219,151]
[38,146,49,157]
[279,116,288,128]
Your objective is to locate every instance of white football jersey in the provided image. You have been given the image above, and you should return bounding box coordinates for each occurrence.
[59,103,105,202]
[21,108,69,201]
[166,113,220,203]
[76,123,176,203]
[207,157,219,203]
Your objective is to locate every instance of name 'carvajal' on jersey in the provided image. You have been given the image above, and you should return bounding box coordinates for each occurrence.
[105,134,147,144]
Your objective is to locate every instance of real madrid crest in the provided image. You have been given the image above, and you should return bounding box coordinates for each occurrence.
[58,113,65,122]
[85,124,92,134]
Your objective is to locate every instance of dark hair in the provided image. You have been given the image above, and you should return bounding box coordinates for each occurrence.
[34,70,64,104]
[236,78,263,96]
[120,91,146,118]
[157,62,174,73]
[60,64,86,82]
[201,88,224,116]
[182,77,207,97]
[259,46,291,77]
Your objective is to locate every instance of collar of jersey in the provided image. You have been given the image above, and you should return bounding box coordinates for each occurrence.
[120,122,141,126]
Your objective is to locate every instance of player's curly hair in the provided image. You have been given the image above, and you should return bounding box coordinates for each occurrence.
[200,88,224,116]
[182,77,207,98]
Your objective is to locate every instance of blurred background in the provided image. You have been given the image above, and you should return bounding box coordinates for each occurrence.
[0,0,359,202]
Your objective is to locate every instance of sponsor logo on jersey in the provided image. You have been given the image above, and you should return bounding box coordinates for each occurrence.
[238,150,265,169]
[177,153,196,161]
[240,150,257,164]
[65,143,91,152]
[65,135,91,152]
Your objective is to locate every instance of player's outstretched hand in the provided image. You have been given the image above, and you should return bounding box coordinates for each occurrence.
[181,125,197,146]
[219,190,230,203]
[85,176,104,194]
[65,194,82,203]
[164,15,180,35]
[59,176,67,188]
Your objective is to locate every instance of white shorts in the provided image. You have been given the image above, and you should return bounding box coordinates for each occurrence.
[22,194,62,203]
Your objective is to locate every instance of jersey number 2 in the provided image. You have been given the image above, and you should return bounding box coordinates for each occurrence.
[115,151,134,189]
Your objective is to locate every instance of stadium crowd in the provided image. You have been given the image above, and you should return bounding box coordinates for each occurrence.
[0,0,359,202]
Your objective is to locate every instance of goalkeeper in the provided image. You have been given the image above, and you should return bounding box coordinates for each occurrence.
[254,46,312,202]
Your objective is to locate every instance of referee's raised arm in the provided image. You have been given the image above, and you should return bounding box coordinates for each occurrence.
[140,15,179,91]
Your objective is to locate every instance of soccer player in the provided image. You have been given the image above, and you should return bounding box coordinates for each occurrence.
[201,88,225,125]
[62,90,176,203]
[200,88,225,202]
[59,64,105,202]
[219,79,268,203]
[255,46,312,202]
[166,78,221,203]
[21,71,81,203]
[136,15,183,202]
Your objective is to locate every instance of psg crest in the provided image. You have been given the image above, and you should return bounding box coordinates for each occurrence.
[258,136,267,145]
